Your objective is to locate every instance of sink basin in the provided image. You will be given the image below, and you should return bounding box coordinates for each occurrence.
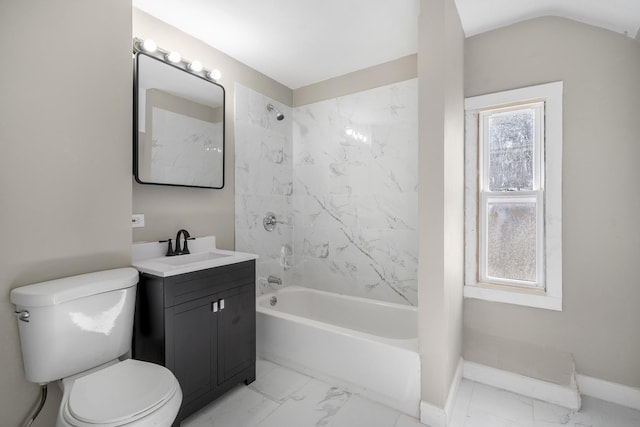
[132,236,258,277]
[157,251,232,266]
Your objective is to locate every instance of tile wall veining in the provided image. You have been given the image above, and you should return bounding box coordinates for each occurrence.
[292,79,418,305]
[235,80,418,305]
[234,83,294,294]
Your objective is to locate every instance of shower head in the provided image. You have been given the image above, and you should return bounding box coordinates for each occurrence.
[266,103,285,121]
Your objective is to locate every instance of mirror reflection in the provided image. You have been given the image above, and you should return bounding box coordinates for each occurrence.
[134,52,225,188]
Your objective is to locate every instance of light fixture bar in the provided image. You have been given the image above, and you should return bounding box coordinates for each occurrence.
[132,37,222,81]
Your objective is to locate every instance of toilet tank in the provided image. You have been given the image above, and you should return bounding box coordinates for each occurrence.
[10,268,139,384]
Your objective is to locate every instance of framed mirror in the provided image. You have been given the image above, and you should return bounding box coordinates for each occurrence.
[134,51,225,188]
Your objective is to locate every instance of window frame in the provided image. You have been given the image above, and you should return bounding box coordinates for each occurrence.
[478,101,545,289]
[464,82,563,311]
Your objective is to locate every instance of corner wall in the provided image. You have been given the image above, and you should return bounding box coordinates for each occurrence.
[417,0,465,417]
[0,1,133,425]
[463,16,640,389]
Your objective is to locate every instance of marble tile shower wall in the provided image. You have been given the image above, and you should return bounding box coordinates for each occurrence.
[235,80,418,305]
[235,83,294,294]
[292,79,418,305]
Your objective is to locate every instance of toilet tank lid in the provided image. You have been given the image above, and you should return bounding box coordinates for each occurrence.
[10,268,139,307]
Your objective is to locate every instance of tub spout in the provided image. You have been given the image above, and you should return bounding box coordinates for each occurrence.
[267,275,282,286]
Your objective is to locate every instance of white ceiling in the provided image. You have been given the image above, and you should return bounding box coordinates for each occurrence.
[132,0,640,90]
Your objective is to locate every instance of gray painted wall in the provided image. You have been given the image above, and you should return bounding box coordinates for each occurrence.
[293,54,417,107]
[464,16,640,388]
[0,1,132,425]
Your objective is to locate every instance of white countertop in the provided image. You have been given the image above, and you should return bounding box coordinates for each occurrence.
[132,236,258,277]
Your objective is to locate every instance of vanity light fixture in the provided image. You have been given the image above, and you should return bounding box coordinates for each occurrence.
[208,69,222,81]
[166,51,181,63]
[133,38,223,82]
[141,39,157,53]
[188,60,203,72]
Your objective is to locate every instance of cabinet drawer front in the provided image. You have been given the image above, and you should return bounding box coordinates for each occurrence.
[164,260,255,307]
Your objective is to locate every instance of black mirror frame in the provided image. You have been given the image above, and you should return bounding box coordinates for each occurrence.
[133,50,226,189]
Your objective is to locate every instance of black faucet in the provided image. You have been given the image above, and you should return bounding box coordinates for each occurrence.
[174,229,194,255]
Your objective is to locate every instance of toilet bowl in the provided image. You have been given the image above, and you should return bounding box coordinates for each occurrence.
[57,359,182,427]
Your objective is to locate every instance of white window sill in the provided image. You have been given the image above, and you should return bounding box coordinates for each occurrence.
[464,285,562,311]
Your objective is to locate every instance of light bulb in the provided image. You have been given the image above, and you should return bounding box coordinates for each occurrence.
[189,60,203,72]
[208,69,222,80]
[141,39,157,53]
[166,51,181,63]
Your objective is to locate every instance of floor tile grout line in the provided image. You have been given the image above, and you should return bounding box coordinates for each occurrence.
[247,374,314,405]
[460,380,477,427]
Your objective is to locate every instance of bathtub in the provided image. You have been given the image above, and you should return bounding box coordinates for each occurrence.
[256,286,420,416]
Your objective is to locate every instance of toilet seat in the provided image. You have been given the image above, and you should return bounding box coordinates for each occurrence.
[59,359,181,427]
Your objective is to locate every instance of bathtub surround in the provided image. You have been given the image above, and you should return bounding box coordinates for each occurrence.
[234,80,418,306]
[234,83,294,294]
[293,79,419,306]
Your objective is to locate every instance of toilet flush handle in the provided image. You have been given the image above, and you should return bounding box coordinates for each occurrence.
[14,310,30,323]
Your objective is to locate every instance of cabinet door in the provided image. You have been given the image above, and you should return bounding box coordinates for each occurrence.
[166,296,218,402]
[217,283,255,383]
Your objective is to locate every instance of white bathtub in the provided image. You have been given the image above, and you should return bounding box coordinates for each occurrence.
[256,286,420,416]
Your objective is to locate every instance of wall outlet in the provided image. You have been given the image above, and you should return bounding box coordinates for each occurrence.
[132,214,145,228]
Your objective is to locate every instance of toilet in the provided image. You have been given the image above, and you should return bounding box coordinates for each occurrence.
[10,268,182,427]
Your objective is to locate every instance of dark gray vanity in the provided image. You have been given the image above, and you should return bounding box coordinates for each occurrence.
[133,260,255,425]
[131,237,257,426]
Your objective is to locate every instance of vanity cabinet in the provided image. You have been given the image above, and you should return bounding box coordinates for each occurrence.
[133,260,256,426]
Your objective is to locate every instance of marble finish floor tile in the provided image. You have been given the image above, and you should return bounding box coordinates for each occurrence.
[465,382,534,427]
[182,385,278,427]
[534,396,640,427]
[394,414,427,427]
[328,395,402,427]
[181,359,640,427]
[249,359,312,403]
[256,379,351,427]
[454,381,640,427]
[448,379,474,427]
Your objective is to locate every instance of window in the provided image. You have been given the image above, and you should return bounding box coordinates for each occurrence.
[464,82,563,311]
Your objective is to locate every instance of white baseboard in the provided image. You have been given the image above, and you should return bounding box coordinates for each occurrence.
[420,357,463,427]
[576,374,640,411]
[419,359,639,422]
[463,360,581,410]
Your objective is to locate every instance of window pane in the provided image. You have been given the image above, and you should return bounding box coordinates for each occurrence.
[486,201,537,282]
[488,108,534,191]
